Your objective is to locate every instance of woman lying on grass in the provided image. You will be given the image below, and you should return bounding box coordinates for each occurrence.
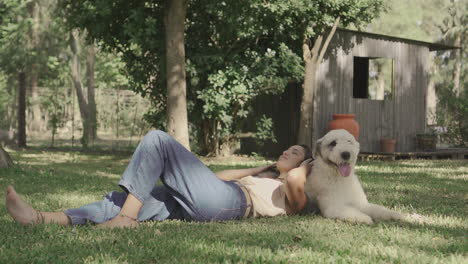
[6,130,313,228]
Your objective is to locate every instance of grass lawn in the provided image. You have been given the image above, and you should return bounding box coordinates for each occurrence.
[0,148,467,264]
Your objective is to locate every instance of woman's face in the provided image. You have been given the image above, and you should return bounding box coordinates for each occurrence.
[276,145,306,173]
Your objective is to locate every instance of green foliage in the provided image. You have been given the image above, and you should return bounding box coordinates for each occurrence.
[362,0,446,41]
[58,0,384,155]
[194,44,303,147]
[40,55,68,145]
[433,0,467,147]
[0,0,63,74]
[254,115,277,145]
[0,0,32,72]
[42,89,66,146]
[95,51,130,90]
[0,73,14,129]
[0,0,69,137]
[57,0,165,98]
[142,103,166,131]
[436,84,468,146]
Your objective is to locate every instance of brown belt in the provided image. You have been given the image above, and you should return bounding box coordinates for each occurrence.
[236,182,253,218]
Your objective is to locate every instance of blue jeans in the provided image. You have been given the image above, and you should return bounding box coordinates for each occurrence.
[64,130,247,224]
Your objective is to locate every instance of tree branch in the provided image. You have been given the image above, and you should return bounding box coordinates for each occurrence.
[317,17,340,64]
[310,34,323,63]
[302,37,313,62]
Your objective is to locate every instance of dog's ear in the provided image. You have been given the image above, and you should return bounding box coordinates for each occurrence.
[313,138,323,159]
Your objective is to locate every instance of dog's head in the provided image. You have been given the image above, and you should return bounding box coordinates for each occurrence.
[314,129,360,177]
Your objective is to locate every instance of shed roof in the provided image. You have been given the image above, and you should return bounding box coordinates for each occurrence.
[338,28,459,51]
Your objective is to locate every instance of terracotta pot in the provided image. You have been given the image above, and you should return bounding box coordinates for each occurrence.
[328,114,360,140]
[380,138,396,153]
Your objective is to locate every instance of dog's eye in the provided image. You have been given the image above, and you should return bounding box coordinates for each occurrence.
[329,140,337,147]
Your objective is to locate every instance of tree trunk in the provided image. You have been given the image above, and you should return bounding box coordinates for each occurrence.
[29,66,42,131]
[164,0,190,151]
[453,34,461,97]
[297,18,340,146]
[69,30,90,147]
[17,72,27,148]
[116,89,120,149]
[298,59,317,147]
[27,0,42,132]
[0,146,13,168]
[86,43,98,142]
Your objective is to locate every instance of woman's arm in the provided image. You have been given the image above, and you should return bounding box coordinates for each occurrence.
[283,159,313,214]
[215,164,274,181]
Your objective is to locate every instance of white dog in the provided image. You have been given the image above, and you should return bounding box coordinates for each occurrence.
[304,129,403,224]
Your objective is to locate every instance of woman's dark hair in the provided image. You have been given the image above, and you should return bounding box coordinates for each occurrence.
[261,144,313,179]
[299,144,313,160]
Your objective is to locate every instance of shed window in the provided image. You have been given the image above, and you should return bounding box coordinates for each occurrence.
[353,57,394,100]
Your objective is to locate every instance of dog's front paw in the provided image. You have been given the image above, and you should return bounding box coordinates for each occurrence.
[351,214,374,225]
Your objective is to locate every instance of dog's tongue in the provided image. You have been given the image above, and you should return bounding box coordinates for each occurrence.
[338,164,351,177]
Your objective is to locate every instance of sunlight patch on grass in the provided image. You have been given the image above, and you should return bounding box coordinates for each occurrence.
[410,213,468,229]
[83,254,129,264]
[357,161,467,177]
[360,243,410,261]
[95,170,121,180]
[16,151,129,168]
[399,160,466,167]
[28,192,102,211]
[21,152,77,162]
[355,241,464,264]
[1,150,467,263]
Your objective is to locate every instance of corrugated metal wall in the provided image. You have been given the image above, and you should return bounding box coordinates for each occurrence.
[241,30,429,156]
[313,30,429,152]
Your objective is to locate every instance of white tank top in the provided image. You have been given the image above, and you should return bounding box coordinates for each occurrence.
[237,176,289,217]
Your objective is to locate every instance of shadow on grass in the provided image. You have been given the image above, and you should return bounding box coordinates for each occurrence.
[356,163,467,219]
[1,151,466,263]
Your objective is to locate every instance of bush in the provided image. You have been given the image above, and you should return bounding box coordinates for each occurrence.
[436,84,468,147]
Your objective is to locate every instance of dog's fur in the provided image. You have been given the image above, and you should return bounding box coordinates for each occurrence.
[304,129,403,224]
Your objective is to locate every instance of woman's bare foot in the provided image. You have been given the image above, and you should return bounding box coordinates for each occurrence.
[97,214,139,229]
[6,185,39,225]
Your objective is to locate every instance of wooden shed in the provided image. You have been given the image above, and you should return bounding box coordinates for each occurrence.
[242,28,457,156]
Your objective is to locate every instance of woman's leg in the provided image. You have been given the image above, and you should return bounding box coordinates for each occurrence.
[9,130,245,227]
[96,130,175,228]
[6,185,181,227]
[115,130,246,222]
[97,193,141,228]
[6,185,70,226]
[64,186,184,225]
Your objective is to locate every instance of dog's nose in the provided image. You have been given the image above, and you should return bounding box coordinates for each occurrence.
[341,151,351,160]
